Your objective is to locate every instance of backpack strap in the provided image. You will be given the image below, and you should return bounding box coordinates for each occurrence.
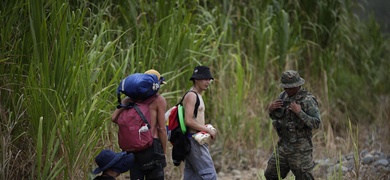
[178,90,200,118]
[133,104,151,129]
[279,91,287,99]
[123,95,157,129]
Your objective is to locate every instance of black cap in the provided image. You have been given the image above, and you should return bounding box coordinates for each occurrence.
[190,66,214,80]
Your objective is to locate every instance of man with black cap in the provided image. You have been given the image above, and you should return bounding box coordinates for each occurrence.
[182,65,217,180]
[264,70,321,180]
[93,149,135,180]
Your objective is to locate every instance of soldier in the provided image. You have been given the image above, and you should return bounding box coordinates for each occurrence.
[264,70,321,180]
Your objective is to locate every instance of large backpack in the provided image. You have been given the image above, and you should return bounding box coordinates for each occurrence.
[167,91,200,166]
[117,95,157,152]
[117,73,161,105]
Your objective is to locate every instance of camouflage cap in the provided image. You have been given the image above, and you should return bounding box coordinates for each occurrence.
[279,70,305,88]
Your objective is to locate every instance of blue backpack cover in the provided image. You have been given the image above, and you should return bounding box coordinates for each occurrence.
[117,73,161,107]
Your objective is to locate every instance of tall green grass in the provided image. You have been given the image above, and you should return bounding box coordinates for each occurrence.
[0,0,389,179]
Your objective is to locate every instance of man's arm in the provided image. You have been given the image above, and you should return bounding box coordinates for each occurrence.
[155,96,167,154]
[111,97,131,123]
[183,93,215,137]
[289,98,321,129]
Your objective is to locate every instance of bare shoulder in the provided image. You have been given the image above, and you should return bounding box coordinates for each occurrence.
[153,94,167,105]
[183,91,198,106]
[155,94,166,102]
[184,91,198,100]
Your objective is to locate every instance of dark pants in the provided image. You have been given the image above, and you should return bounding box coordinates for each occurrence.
[264,148,315,180]
[129,161,164,180]
[129,138,165,180]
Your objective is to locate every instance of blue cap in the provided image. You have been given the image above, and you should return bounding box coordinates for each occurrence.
[93,149,134,174]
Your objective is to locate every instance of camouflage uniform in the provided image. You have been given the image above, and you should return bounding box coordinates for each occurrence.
[264,70,321,180]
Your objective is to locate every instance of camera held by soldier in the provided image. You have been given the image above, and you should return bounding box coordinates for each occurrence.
[282,100,291,108]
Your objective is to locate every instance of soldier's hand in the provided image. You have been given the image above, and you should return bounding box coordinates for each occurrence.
[269,99,283,112]
[288,102,301,114]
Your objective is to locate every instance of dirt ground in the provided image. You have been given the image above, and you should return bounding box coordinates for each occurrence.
[214,122,390,180]
[115,122,389,180]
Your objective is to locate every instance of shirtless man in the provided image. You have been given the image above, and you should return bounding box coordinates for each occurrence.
[112,69,167,180]
[182,66,217,180]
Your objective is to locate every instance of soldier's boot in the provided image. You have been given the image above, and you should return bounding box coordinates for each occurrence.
[295,172,314,180]
[300,172,314,180]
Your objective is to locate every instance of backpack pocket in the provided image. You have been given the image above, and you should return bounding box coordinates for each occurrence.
[117,111,153,152]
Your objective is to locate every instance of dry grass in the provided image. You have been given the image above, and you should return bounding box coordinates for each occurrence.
[1,0,389,179]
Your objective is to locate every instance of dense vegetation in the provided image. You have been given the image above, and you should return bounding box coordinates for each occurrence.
[1,0,389,179]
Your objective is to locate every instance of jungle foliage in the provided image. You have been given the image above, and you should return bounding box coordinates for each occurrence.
[0,0,389,179]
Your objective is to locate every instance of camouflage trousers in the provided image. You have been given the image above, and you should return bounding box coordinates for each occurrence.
[264,147,315,180]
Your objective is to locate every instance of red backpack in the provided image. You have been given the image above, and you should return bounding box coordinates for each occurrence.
[167,91,199,166]
[117,95,157,152]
